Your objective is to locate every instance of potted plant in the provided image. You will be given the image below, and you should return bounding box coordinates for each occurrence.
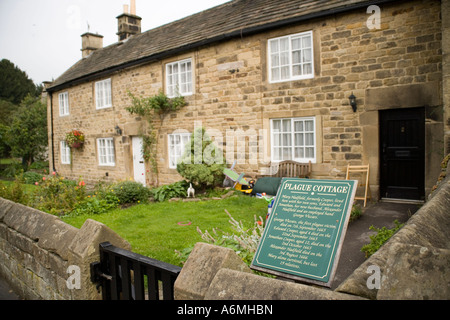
[65,130,85,149]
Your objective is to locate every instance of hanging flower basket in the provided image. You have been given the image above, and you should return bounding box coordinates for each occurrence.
[65,130,85,149]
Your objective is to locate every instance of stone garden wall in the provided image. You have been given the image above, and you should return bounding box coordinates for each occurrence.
[0,197,130,300]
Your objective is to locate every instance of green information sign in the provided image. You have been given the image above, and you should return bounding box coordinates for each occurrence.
[251,178,357,287]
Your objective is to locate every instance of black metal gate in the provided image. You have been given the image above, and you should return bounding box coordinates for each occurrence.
[90,242,182,300]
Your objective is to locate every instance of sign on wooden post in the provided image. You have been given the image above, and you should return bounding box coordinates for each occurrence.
[251,178,357,287]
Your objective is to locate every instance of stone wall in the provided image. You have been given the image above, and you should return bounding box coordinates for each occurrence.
[443,0,450,154]
[49,0,444,197]
[174,164,450,300]
[0,197,130,300]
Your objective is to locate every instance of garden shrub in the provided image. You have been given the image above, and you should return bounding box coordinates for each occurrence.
[176,127,226,189]
[151,180,189,202]
[33,174,86,216]
[22,171,43,185]
[70,193,119,216]
[0,176,29,205]
[361,220,404,258]
[111,180,151,204]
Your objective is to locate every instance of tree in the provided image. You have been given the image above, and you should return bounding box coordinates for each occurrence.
[0,59,40,104]
[177,127,226,189]
[5,95,48,167]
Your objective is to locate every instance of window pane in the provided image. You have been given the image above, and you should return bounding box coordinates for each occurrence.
[302,35,312,48]
[282,147,292,160]
[292,65,301,77]
[303,64,312,75]
[292,50,301,64]
[281,66,289,80]
[272,120,281,131]
[271,54,280,67]
[305,120,314,131]
[280,38,289,51]
[305,133,314,146]
[295,147,304,159]
[270,39,279,53]
[295,133,304,146]
[273,133,281,147]
[280,52,289,66]
[283,133,291,146]
[282,119,291,132]
[291,38,301,50]
[303,48,312,63]
[294,121,303,132]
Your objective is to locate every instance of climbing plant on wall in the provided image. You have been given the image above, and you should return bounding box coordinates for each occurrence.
[126,90,186,185]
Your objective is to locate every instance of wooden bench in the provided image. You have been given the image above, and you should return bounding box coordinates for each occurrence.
[261,160,312,178]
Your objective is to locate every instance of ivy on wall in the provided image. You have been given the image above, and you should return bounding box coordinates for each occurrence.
[126,90,187,185]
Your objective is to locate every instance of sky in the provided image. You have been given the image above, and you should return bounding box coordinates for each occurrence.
[0,0,231,85]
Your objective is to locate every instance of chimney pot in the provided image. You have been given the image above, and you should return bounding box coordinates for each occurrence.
[130,0,136,15]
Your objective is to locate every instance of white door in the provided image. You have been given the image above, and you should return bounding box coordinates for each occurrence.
[132,136,146,186]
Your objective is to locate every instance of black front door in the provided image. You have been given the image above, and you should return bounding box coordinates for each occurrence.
[379,107,425,200]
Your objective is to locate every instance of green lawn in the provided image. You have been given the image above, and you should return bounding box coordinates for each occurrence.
[62,195,268,266]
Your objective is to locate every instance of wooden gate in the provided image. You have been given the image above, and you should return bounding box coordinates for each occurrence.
[90,242,181,300]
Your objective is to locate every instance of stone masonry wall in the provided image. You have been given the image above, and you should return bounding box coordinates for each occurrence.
[49,0,443,195]
[0,197,130,300]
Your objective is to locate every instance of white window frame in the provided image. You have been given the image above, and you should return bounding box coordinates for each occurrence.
[270,117,316,163]
[268,31,314,83]
[166,59,193,98]
[60,141,71,164]
[168,132,191,169]
[59,92,69,116]
[97,138,115,166]
[95,78,112,109]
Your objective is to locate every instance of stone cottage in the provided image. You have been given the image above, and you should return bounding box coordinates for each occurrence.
[45,0,449,202]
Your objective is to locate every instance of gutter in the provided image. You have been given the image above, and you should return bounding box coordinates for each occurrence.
[46,0,397,93]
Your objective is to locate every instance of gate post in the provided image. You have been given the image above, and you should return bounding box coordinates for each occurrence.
[67,219,131,300]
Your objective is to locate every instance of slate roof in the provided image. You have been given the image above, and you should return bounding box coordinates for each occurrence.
[47,0,388,92]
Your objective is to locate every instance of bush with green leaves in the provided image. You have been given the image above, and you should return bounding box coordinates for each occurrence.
[151,180,189,202]
[361,220,404,258]
[0,176,29,205]
[111,180,151,204]
[70,193,119,216]
[33,174,86,216]
[22,171,43,185]
[176,127,226,190]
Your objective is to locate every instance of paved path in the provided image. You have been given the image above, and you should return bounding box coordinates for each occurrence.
[332,201,420,289]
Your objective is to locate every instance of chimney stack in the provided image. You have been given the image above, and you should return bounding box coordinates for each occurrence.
[117,0,142,41]
[81,32,104,58]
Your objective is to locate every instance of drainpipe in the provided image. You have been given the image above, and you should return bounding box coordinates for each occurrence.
[49,91,56,173]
